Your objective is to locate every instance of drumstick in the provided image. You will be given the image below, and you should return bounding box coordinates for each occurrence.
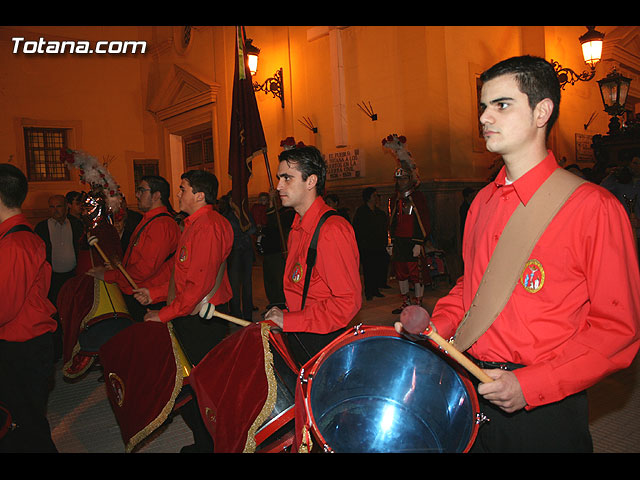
[87,236,251,329]
[187,289,253,327]
[87,235,138,290]
[212,310,251,327]
[399,305,493,384]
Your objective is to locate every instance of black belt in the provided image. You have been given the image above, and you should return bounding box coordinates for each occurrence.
[469,355,525,371]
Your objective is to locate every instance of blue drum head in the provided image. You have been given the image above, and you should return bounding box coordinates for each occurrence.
[308,335,476,453]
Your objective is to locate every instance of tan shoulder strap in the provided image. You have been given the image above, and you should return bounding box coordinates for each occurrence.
[452,168,586,351]
[167,259,227,315]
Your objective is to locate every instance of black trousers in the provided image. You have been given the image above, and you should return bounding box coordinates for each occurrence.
[171,309,230,368]
[122,294,165,324]
[171,308,231,451]
[0,332,57,453]
[285,328,348,369]
[469,359,593,453]
[360,249,389,297]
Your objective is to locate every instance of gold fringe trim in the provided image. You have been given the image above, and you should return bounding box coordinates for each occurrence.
[124,321,184,453]
[297,424,313,453]
[243,322,278,453]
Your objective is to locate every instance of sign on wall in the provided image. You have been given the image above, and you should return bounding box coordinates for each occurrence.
[326,147,363,180]
[575,133,595,163]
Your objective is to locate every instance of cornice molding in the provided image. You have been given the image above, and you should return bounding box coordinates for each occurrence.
[147,64,220,123]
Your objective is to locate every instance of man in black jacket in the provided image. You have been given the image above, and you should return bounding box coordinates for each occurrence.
[35,195,84,307]
[352,187,390,300]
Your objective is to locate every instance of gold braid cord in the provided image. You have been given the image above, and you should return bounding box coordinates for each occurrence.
[243,322,278,453]
[297,424,313,453]
[124,322,185,453]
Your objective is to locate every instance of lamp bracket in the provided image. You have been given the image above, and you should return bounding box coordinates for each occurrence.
[357,101,377,121]
[551,60,596,90]
[299,116,318,133]
[253,67,284,108]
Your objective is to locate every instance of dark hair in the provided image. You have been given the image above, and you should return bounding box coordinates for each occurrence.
[65,190,82,204]
[480,55,561,137]
[0,163,28,209]
[278,146,326,196]
[142,175,175,214]
[181,169,218,205]
[362,186,377,203]
[325,193,339,204]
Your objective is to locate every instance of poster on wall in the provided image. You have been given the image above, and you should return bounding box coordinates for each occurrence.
[326,147,364,180]
[575,133,595,163]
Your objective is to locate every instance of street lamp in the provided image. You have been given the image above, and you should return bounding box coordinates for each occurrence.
[552,26,605,89]
[597,68,632,134]
[245,38,284,108]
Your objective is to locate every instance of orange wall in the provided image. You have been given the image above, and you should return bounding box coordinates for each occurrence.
[0,25,625,220]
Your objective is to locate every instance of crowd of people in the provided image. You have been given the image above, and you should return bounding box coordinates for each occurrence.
[1,55,640,453]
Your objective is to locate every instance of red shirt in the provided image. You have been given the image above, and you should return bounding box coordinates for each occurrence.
[432,151,640,408]
[0,214,57,341]
[390,189,430,242]
[283,197,362,334]
[147,205,233,323]
[103,206,180,295]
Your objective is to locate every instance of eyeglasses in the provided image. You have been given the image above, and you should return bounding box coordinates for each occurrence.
[136,187,151,194]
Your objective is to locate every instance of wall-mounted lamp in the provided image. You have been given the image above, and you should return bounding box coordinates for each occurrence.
[552,26,605,89]
[245,38,284,108]
[597,67,632,134]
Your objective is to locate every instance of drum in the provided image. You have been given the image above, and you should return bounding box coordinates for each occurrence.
[78,279,133,354]
[299,325,480,453]
[253,327,298,453]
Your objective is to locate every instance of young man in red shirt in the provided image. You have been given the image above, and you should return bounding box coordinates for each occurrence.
[134,169,233,452]
[88,175,180,322]
[398,56,640,452]
[0,163,58,452]
[264,146,362,366]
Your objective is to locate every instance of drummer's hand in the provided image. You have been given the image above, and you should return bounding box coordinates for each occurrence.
[477,369,527,413]
[86,266,106,280]
[133,287,152,305]
[143,310,162,323]
[264,306,284,328]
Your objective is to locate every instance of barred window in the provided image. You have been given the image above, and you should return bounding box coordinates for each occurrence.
[24,127,70,181]
[133,159,160,186]
[184,131,214,173]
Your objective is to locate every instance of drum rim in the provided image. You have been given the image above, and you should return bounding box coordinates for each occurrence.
[302,325,480,453]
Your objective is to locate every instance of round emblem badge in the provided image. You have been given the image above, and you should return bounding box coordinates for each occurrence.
[291,262,304,283]
[179,245,188,262]
[108,372,125,407]
[520,259,545,293]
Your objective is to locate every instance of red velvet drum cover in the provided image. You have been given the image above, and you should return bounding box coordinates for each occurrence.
[99,321,183,452]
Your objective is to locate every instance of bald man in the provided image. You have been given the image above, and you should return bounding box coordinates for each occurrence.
[35,195,84,359]
[35,195,84,307]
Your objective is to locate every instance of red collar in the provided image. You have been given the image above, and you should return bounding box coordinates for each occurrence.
[490,150,560,206]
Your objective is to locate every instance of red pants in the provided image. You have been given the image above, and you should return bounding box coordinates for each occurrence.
[394,261,420,283]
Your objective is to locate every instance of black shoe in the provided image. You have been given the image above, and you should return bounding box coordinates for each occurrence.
[373,291,384,297]
[366,295,373,301]
[180,443,212,453]
[392,307,403,314]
